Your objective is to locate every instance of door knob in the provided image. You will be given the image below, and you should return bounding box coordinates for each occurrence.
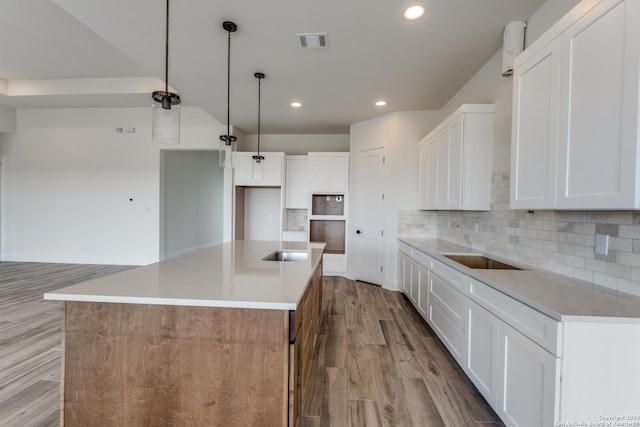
[356,230,362,234]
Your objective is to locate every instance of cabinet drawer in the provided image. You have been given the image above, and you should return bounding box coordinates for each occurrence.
[429,300,465,363]
[429,271,466,327]
[430,259,465,292]
[468,279,562,356]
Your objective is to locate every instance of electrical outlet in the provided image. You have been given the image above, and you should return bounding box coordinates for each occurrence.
[595,234,609,256]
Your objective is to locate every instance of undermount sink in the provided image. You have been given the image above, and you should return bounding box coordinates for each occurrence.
[262,250,311,262]
[443,254,523,270]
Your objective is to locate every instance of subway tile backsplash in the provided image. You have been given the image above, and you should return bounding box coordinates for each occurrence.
[398,169,640,297]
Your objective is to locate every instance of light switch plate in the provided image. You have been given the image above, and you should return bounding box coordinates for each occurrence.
[595,234,609,256]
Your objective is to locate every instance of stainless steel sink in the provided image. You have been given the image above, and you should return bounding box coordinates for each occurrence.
[262,250,311,262]
[443,254,523,270]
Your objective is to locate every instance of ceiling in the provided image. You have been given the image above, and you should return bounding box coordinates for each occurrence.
[0,0,545,134]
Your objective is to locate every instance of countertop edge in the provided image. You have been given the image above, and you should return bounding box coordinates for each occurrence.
[43,241,326,311]
[43,293,298,311]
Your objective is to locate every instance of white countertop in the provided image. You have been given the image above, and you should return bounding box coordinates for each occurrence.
[44,241,325,310]
[399,237,640,322]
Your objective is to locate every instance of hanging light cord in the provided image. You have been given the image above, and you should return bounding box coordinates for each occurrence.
[257,76,261,156]
[253,73,265,162]
[164,0,169,94]
[226,29,231,143]
[220,22,237,146]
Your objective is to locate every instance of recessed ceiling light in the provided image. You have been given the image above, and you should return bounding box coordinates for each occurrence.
[375,101,387,107]
[291,102,302,108]
[403,5,425,21]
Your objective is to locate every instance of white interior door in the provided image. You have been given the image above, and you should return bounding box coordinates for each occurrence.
[353,147,385,285]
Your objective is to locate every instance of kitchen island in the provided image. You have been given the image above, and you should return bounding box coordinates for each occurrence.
[45,240,325,427]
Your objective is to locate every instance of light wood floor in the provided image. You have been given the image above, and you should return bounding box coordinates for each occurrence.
[302,276,503,426]
[0,264,503,427]
[0,262,133,427]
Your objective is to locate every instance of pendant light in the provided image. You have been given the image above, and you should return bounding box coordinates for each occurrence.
[252,72,266,180]
[152,0,181,144]
[219,21,237,168]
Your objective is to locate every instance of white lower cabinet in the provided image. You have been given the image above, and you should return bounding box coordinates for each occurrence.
[465,299,500,406]
[497,323,559,427]
[428,271,467,364]
[398,244,561,427]
[416,265,429,318]
[409,259,420,306]
[398,242,640,426]
[429,297,466,364]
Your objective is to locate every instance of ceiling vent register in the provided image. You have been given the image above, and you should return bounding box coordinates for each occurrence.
[297,33,328,49]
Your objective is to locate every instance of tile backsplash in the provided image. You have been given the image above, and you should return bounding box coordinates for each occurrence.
[399,169,640,297]
[285,209,308,231]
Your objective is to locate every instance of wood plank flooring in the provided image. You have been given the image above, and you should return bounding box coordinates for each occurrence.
[0,262,133,427]
[0,264,503,427]
[301,276,504,427]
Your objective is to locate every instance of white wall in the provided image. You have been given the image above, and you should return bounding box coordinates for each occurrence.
[244,187,282,241]
[240,134,349,154]
[161,150,224,259]
[0,105,16,134]
[349,111,440,289]
[0,106,229,265]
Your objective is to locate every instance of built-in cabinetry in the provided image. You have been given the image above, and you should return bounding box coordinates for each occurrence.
[398,240,640,426]
[308,152,350,276]
[234,152,285,241]
[308,152,349,193]
[511,0,640,209]
[285,155,309,209]
[235,152,284,187]
[418,104,494,210]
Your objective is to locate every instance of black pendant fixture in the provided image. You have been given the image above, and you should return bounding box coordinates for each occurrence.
[219,21,238,167]
[152,0,181,144]
[252,72,266,180]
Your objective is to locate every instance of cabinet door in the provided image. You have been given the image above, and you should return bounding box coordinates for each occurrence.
[403,254,412,296]
[426,139,438,208]
[510,38,560,209]
[466,299,500,406]
[417,142,429,209]
[308,157,329,192]
[409,259,419,305]
[285,157,308,208]
[397,252,406,294]
[328,157,349,192]
[309,155,349,192]
[497,323,560,427]
[445,118,463,209]
[435,130,450,207]
[556,0,634,208]
[428,272,467,364]
[416,264,429,318]
[235,155,283,186]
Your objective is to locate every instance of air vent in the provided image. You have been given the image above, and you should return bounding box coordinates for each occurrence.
[297,33,328,49]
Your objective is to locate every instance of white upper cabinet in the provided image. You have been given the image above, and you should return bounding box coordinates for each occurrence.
[418,104,494,210]
[234,152,284,187]
[511,0,640,209]
[285,155,309,208]
[510,39,561,209]
[308,152,350,193]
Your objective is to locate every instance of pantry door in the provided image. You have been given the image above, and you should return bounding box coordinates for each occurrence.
[353,147,386,286]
